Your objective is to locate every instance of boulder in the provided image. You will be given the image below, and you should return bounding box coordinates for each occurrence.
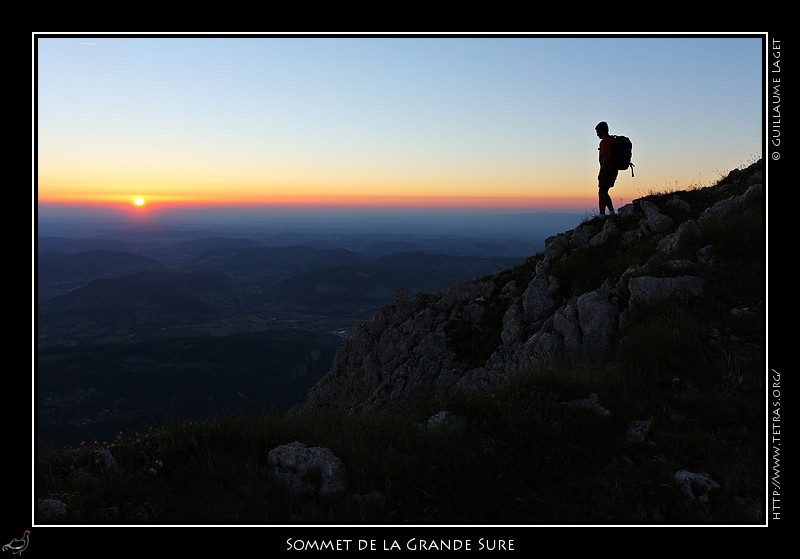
[536,233,570,275]
[501,303,523,345]
[98,447,118,473]
[673,470,720,504]
[657,220,700,255]
[420,411,468,433]
[639,200,674,234]
[698,183,762,228]
[553,301,581,356]
[626,420,651,443]
[522,330,564,370]
[522,276,560,323]
[561,393,611,418]
[267,441,347,497]
[589,219,621,247]
[577,290,619,357]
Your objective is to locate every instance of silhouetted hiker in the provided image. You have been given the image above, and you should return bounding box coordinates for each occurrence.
[595,121,616,216]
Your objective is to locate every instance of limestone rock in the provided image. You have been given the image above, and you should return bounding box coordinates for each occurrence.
[626,420,651,443]
[522,276,560,323]
[536,233,570,275]
[267,441,347,497]
[698,183,762,228]
[673,470,720,504]
[657,220,700,255]
[522,330,564,371]
[561,393,611,418]
[577,290,619,357]
[98,447,118,473]
[420,411,468,433]
[589,219,620,247]
[639,200,674,234]
[501,303,523,345]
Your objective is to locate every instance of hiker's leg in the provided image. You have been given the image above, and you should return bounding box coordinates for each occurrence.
[607,171,618,213]
[598,186,612,214]
[598,171,617,214]
[605,189,614,213]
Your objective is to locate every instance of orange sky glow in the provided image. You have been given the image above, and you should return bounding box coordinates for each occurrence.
[35,36,763,221]
[36,170,603,211]
[37,191,598,212]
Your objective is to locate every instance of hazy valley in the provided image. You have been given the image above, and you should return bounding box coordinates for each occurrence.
[36,208,582,448]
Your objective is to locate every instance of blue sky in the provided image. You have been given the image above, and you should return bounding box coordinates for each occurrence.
[36,33,764,212]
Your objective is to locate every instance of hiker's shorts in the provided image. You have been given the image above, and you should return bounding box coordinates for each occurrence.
[598,169,618,190]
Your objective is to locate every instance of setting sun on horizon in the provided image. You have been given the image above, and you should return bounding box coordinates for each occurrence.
[38,187,602,212]
[35,34,763,217]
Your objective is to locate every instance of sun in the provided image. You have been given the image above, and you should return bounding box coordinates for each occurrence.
[134,197,145,206]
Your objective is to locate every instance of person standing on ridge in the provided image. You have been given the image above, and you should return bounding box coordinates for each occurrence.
[595,121,617,216]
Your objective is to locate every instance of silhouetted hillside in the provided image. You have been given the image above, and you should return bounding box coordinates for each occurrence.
[297,160,765,414]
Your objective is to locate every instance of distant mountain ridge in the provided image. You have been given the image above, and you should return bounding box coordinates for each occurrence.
[37,237,133,254]
[35,232,525,446]
[275,251,520,310]
[210,245,370,274]
[295,160,765,414]
[38,242,519,345]
[37,250,160,281]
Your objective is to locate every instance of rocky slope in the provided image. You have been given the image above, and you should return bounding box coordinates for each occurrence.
[296,161,764,415]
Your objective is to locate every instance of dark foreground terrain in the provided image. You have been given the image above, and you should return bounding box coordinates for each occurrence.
[34,162,765,529]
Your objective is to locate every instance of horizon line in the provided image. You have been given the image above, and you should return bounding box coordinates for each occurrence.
[36,194,599,214]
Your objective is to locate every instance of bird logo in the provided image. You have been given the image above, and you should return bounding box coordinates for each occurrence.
[2,531,29,555]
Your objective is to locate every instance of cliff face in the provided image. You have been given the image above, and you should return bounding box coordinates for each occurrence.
[296,161,764,414]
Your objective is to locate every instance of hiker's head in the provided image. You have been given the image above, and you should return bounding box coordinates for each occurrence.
[595,121,609,137]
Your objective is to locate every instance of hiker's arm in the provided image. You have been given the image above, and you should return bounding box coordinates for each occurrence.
[599,138,613,172]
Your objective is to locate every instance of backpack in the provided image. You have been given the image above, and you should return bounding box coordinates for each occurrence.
[611,135,635,177]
